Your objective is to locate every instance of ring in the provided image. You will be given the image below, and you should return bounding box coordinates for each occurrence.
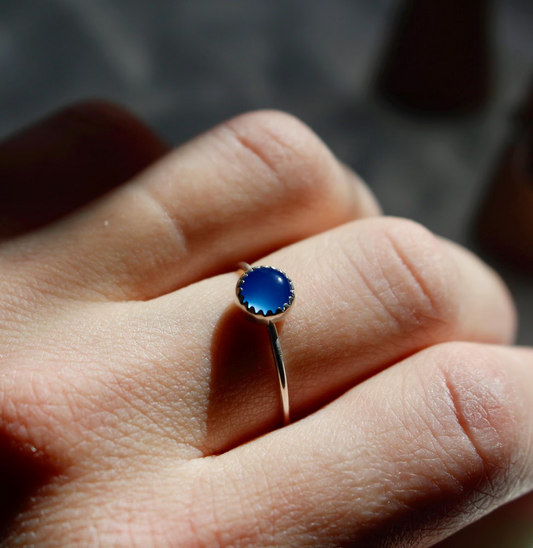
[235,263,295,426]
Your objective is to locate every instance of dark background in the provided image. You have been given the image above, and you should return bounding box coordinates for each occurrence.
[1,0,533,342]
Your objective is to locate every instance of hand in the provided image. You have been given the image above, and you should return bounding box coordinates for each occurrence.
[0,105,531,547]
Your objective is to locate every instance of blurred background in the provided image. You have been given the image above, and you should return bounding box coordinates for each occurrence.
[0,0,532,345]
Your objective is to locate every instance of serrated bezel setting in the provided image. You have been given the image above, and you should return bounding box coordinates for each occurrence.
[236,265,295,324]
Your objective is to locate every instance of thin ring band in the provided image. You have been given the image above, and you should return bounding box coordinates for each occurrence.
[236,262,294,427]
[267,320,290,426]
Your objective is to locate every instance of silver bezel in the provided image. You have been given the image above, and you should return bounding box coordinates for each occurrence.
[235,265,295,324]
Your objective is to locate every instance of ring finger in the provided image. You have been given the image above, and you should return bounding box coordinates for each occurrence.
[146,216,516,454]
[37,215,514,462]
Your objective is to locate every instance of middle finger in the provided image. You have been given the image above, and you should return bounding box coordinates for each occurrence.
[0,110,378,302]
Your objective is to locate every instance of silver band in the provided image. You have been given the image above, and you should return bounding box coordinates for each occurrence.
[267,320,290,426]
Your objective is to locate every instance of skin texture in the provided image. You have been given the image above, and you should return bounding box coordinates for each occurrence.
[0,104,531,547]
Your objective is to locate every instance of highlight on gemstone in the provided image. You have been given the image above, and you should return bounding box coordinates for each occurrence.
[237,266,294,316]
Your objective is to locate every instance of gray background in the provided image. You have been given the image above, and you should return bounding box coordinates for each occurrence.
[1,0,532,342]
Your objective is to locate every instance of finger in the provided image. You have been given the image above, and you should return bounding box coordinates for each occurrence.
[184,342,533,547]
[7,341,530,547]
[4,219,510,467]
[437,239,517,343]
[0,100,168,237]
[0,110,380,301]
[139,217,513,454]
[18,217,508,463]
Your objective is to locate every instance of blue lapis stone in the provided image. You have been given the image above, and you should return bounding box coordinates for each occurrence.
[238,267,293,316]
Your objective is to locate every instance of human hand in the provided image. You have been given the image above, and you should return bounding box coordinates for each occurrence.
[0,106,531,547]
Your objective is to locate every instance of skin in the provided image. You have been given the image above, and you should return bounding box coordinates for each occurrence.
[0,103,531,547]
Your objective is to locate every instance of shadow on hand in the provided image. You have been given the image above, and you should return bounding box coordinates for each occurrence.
[206,304,284,454]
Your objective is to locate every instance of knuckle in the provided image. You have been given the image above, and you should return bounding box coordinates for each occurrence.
[425,342,522,497]
[350,217,459,337]
[224,110,343,212]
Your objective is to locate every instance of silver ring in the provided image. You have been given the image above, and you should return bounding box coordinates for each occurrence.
[235,262,295,426]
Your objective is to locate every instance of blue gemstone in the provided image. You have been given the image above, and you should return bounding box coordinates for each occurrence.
[239,267,293,316]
